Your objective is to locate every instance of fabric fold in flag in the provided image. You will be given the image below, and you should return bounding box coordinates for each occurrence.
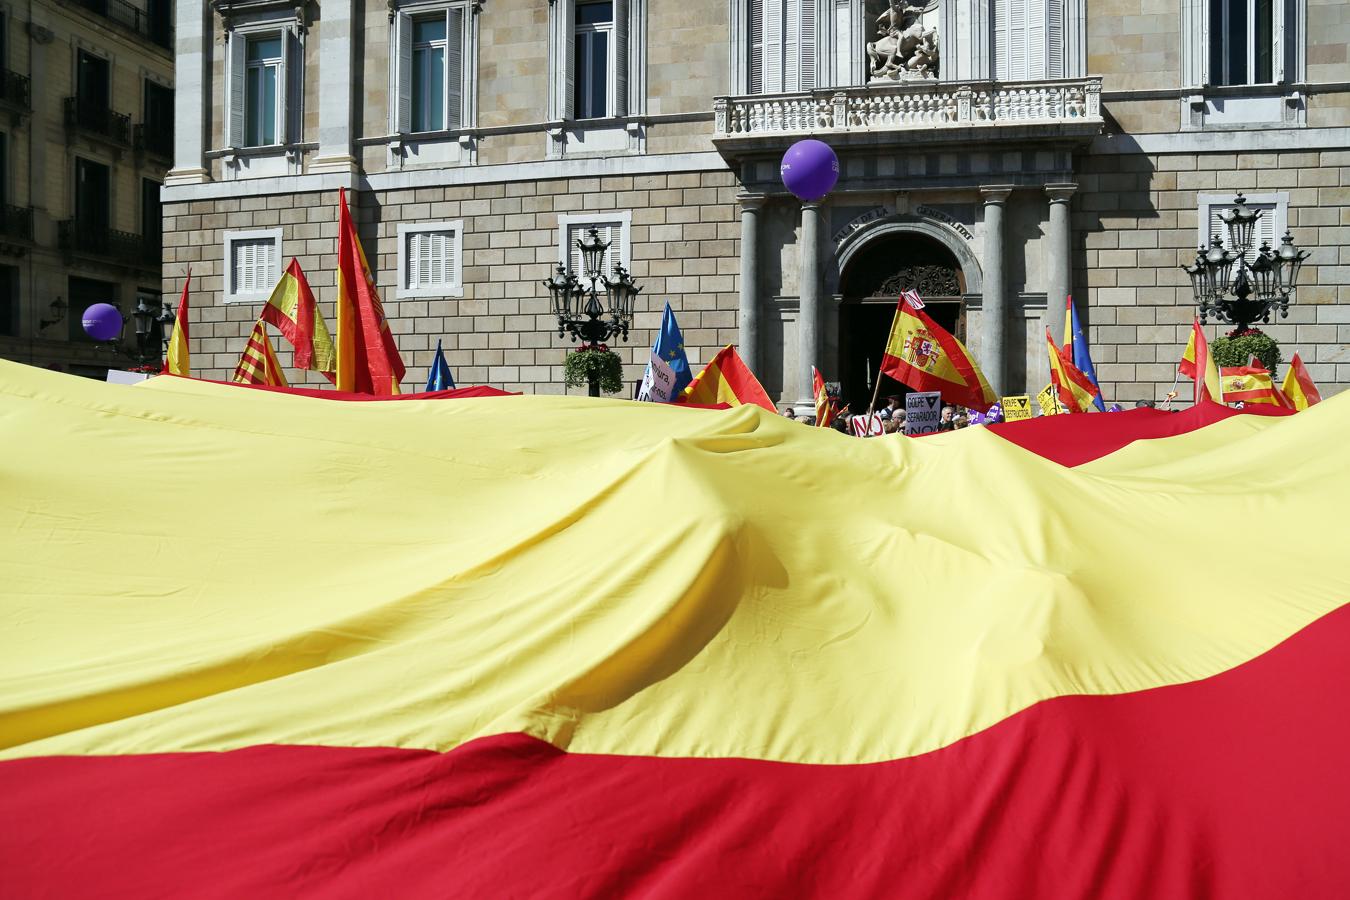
[232,320,289,387]
[335,188,405,395]
[880,290,996,411]
[426,339,456,392]
[675,344,775,411]
[637,303,691,403]
[260,259,336,376]
[161,268,190,377]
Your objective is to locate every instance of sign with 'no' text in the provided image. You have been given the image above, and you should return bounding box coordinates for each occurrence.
[904,391,942,435]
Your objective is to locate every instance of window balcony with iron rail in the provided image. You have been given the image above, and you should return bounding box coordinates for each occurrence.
[0,68,30,113]
[64,97,132,148]
[71,0,171,50]
[58,220,158,268]
[134,122,173,161]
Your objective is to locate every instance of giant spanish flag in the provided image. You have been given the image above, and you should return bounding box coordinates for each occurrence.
[335,188,405,394]
[2,358,1349,897]
[880,291,996,411]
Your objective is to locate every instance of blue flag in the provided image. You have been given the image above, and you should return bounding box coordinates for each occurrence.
[1065,298,1106,411]
[637,303,691,402]
[426,339,456,392]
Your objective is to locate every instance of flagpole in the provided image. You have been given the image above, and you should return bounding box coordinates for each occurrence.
[866,358,885,417]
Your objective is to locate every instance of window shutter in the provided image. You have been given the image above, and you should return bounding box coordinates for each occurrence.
[749,0,764,93]
[227,31,246,147]
[799,0,817,90]
[446,7,465,130]
[834,0,852,86]
[396,13,414,133]
[613,0,629,117]
[444,230,457,286]
[262,239,275,288]
[763,0,783,92]
[562,0,576,119]
[783,0,799,90]
[428,231,445,286]
[278,29,291,144]
[407,232,421,287]
[1047,0,1064,78]
[1025,0,1046,79]
[1205,201,1278,251]
[994,0,1008,80]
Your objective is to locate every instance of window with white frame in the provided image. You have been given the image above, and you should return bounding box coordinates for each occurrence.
[575,1,614,119]
[995,0,1064,81]
[225,27,295,149]
[394,3,470,134]
[223,229,282,302]
[1208,0,1277,85]
[557,213,632,279]
[1198,193,1286,254]
[749,0,818,94]
[397,222,463,298]
[549,0,637,121]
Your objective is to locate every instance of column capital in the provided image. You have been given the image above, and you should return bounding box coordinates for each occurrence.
[801,199,826,211]
[979,185,1014,204]
[1045,182,1079,203]
[737,194,767,210]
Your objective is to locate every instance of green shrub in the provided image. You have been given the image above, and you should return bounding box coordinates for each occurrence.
[563,347,625,394]
[1211,328,1281,376]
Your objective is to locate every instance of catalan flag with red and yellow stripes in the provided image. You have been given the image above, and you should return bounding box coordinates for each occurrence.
[231,320,289,387]
[2,359,1349,897]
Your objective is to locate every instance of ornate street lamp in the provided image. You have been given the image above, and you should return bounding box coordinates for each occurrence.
[540,227,640,396]
[1182,193,1309,331]
[124,297,177,365]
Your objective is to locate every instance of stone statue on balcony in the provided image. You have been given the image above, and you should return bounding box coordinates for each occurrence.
[866,0,940,82]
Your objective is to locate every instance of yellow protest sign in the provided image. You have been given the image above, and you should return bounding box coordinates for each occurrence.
[1002,395,1033,421]
[1036,383,1061,416]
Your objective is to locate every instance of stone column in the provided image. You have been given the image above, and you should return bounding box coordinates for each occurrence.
[311,0,357,174]
[979,185,1012,396]
[166,0,208,184]
[1044,183,1077,386]
[797,200,824,409]
[737,196,765,378]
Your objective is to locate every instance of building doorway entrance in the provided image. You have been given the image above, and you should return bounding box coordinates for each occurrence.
[837,232,966,412]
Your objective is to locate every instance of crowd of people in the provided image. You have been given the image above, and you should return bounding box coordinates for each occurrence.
[783,392,1178,434]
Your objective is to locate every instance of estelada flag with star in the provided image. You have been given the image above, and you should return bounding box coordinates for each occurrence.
[880,290,995,411]
[335,187,405,395]
[637,303,691,403]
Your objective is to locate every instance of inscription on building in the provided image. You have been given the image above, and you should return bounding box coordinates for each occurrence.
[915,205,974,241]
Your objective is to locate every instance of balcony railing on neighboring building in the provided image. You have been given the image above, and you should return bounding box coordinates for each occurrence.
[713,77,1103,138]
[71,0,171,50]
[0,205,34,242]
[58,220,157,267]
[64,98,132,147]
[134,122,173,160]
[0,69,30,111]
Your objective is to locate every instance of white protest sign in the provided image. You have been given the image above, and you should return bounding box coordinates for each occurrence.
[904,391,943,435]
[106,370,150,385]
[850,413,884,437]
[637,352,676,403]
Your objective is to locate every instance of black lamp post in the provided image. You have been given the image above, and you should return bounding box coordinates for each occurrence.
[126,298,177,365]
[541,227,641,396]
[1182,193,1310,332]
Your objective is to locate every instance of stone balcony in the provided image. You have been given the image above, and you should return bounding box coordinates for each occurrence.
[712,77,1103,157]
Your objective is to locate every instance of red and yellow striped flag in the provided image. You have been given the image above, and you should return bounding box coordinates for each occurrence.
[675,344,775,411]
[1046,327,1099,413]
[335,188,404,395]
[812,366,836,427]
[1282,353,1322,411]
[161,268,190,377]
[260,259,335,375]
[1188,319,1224,405]
[232,320,289,387]
[1221,359,1285,406]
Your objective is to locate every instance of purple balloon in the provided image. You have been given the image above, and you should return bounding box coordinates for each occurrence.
[780,139,839,202]
[82,303,123,341]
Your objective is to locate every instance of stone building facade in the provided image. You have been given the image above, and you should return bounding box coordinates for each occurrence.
[164,0,1349,404]
[0,0,173,376]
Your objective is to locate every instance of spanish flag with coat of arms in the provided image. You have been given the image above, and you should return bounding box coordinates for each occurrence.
[879,290,996,411]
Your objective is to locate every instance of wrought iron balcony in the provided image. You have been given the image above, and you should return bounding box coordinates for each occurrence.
[71,0,171,50]
[64,98,132,147]
[0,69,30,111]
[58,220,157,267]
[134,122,173,161]
[713,77,1103,146]
[0,205,34,242]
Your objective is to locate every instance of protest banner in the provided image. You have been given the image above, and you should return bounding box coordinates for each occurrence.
[904,391,942,435]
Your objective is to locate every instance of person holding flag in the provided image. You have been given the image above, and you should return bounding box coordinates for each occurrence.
[1046,328,1100,413]
[426,339,456,392]
[1063,296,1106,411]
[637,303,691,403]
[876,290,996,413]
[161,268,191,377]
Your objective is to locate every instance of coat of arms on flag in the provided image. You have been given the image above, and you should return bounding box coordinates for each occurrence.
[902,328,939,372]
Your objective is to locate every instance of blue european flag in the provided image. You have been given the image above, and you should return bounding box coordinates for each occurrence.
[1066,300,1106,411]
[638,303,691,402]
[426,339,456,392]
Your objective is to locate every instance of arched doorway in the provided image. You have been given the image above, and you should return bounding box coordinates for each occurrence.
[837,232,968,410]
